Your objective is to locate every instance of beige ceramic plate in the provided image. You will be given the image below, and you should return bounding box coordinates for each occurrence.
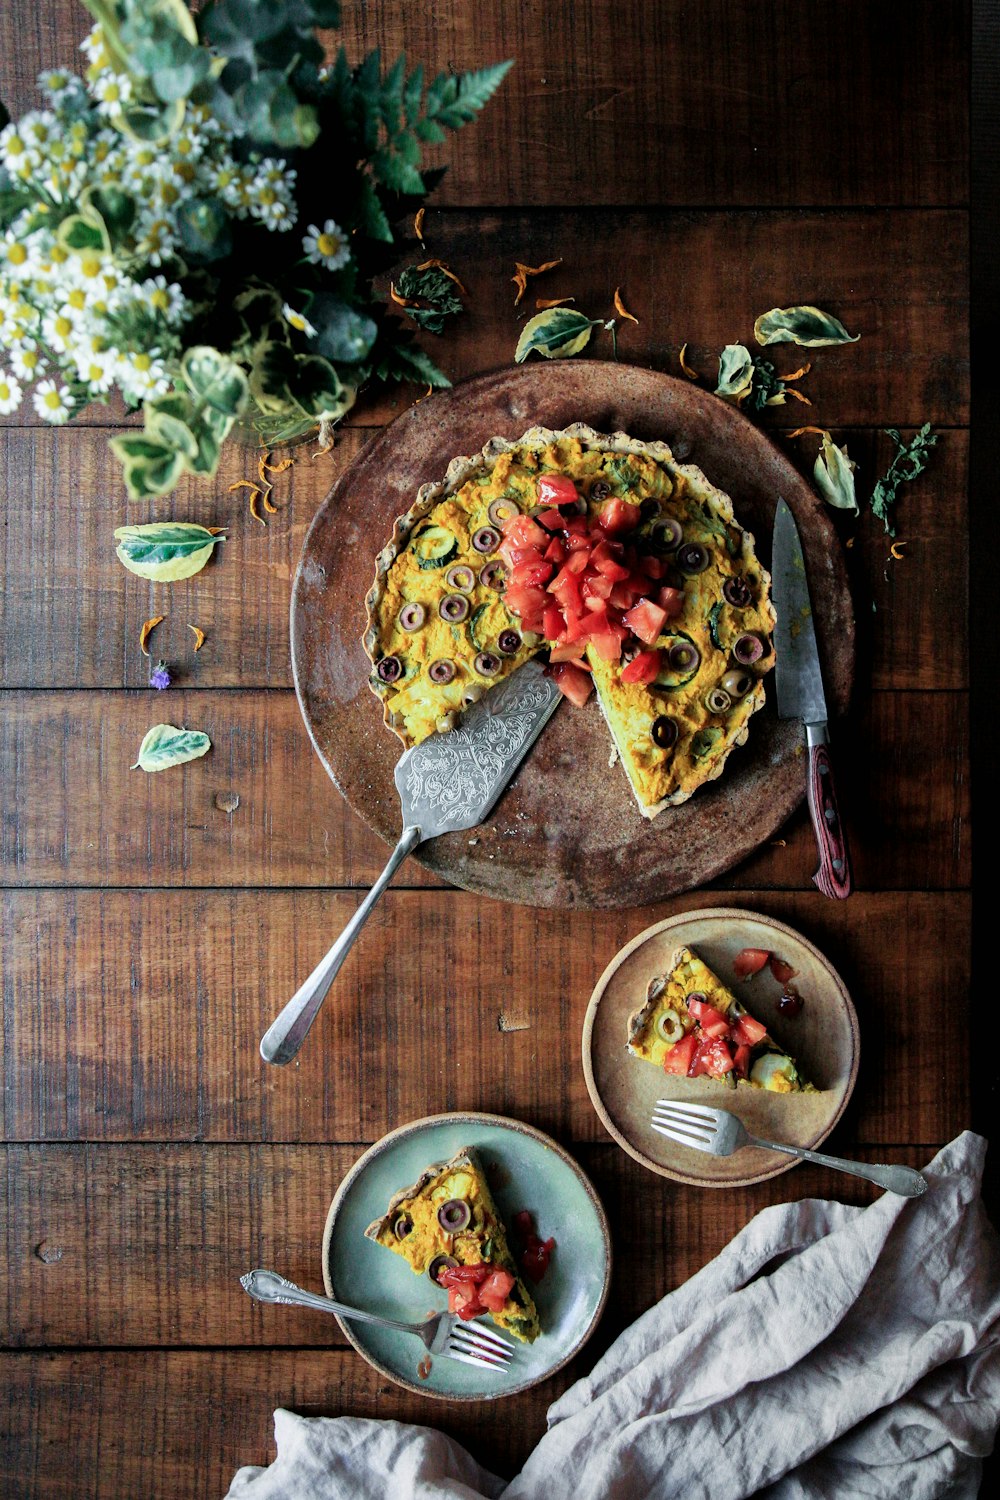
[582,908,859,1186]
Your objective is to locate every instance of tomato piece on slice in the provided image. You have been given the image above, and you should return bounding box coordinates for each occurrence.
[542,603,565,642]
[686,998,731,1038]
[623,599,668,646]
[590,540,630,581]
[769,955,798,985]
[537,474,580,509]
[733,1043,751,1079]
[657,586,685,619]
[662,1032,698,1075]
[620,648,661,685]
[521,1238,556,1283]
[733,947,770,979]
[732,1013,769,1047]
[637,553,667,580]
[504,583,548,624]
[609,581,637,611]
[590,627,627,661]
[501,514,549,550]
[548,639,588,662]
[547,661,593,707]
[581,573,614,602]
[478,1269,516,1311]
[544,537,567,565]
[437,1263,490,1286]
[534,508,563,532]
[510,558,554,589]
[596,497,641,535]
[689,1036,735,1077]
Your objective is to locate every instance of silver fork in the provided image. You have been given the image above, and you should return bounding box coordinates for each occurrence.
[240,1268,515,1370]
[651,1101,927,1197]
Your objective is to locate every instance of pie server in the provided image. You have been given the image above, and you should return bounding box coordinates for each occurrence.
[772,498,852,899]
[260,660,562,1064]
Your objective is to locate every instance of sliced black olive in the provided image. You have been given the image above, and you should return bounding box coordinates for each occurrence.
[706,686,732,714]
[732,632,764,665]
[472,526,500,553]
[479,560,505,590]
[436,1198,472,1232]
[488,498,520,526]
[687,991,707,1007]
[667,640,700,673]
[445,564,476,593]
[393,1214,413,1240]
[722,669,753,698]
[677,542,710,574]
[723,576,752,608]
[651,715,678,749]
[497,628,521,655]
[428,659,456,684]
[427,1254,459,1284]
[590,479,611,501]
[474,651,501,676]
[639,497,662,522]
[376,655,402,683]
[439,593,470,622]
[650,517,683,552]
[398,603,426,633]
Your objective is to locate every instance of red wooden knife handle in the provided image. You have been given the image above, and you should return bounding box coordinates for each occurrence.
[805,730,852,899]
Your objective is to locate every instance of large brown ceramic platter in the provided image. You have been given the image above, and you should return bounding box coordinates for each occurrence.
[291,361,854,908]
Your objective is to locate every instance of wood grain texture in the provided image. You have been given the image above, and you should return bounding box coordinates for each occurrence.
[0,2,968,208]
[0,688,970,890]
[1,208,969,431]
[1,890,969,1145]
[0,427,966,693]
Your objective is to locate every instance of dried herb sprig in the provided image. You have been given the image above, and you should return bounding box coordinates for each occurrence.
[870,424,938,535]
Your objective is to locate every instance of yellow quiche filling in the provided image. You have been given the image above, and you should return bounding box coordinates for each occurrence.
[628,945,814,1091]
[364,1147,541,1343]
[364,425,775,816]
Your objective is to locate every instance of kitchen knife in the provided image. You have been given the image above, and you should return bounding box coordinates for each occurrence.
[260,660,562,1064]
[772,499,852,899]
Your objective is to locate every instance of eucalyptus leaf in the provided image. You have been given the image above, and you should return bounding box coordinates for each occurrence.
[715,344,754,401]
[813,432,858,515]
[131,723,212,773]
[753,306,860,347]
[114,523,226,582]
[514,308,600,363]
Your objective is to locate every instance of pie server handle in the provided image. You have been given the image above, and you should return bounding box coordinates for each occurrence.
[259,824,423,1065]
[805,724,852,900]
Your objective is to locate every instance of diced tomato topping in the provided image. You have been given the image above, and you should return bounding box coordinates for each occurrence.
[590,541,630,581]
[543,536,567,565]
[620,648,661,685]
[478,1269,516,1312]
[686,998,731,1038]
[623,598,668,645]
[769,955,798,985]
[510,558,553,589]
[733,1043,751,1079]
[504,583,547,628]
[581,573,613,602]
[732,1013,768,1047]
[733,947,770,979]
[662,1032,698,1075]
[548,639,588,662]
[547,661,593,707]
[522,1237,556,1283]
[437,1264,491,1286]
[689,1036,735,1077]
[537,475,580,509]
[501,514,549,550]
[543,603,565,641]
[590,628,627,661]
[596,497,641,535]
[657,586,685,619]
[636,553,667,580]
[608,581,636,611]
[536,507,565,532]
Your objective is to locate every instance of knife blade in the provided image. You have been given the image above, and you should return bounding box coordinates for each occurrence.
[772,499,852,899]
[260,661,562,1063]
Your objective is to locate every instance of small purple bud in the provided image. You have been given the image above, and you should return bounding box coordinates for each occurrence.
[149,659,171,691]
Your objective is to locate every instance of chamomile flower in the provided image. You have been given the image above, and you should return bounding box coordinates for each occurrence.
[118,350,170,401]
[74,350,115,393]
[11,339,45,382]
[136,218,177,267]
[139,275,186,326]
[2,233,34,279]
[42,309,78,354]
[302,219,350,271]
[282,303,316,338]
[32,377,73,424]
[0,368,23,415]
[91,71,132,118]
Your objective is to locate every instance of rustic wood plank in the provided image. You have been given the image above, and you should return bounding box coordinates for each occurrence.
[1,890,969,1145]
[0,428,966,693]
[0,3,968,208]
[0,208,969,432]
[0,1143,935,1351]
[0,688,970,889]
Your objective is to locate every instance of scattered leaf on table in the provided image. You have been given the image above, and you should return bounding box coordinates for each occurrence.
[114,524,226,582]
[139,615,164,656]
[391,265,464,332]
[678,343,701,380]
[613,287,638,324]
[511,258,562,305]
[715,344,754,401]
[187,624,206,651]
[870,424,938,536]
[514,307,600,363]
[417,259,468,297]
[753,305,860,347]
[813,431,859,514]
[131,723,211,773]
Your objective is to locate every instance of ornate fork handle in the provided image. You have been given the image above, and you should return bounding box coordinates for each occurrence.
[240,1268,423,1336]
[747,1138,926,1197]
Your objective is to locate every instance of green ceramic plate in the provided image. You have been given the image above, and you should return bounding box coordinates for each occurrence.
[322,1112,612,1400]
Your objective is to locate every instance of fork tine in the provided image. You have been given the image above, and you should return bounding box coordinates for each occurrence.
[449,1319,515,1356]
[654,1100,719,1124]
[443,1344,510,1370]
[446,1327,513,1367]
[651,1121,713,1150]
[651,1107,715,1138]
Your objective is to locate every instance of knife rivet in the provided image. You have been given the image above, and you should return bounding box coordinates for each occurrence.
[832,858,844,871]
[825,807,836,824]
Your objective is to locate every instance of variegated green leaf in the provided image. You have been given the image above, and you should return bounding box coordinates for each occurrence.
[114,523,226,582]
[715,344,754,401]
[514,308,601,363]
[813,432,858,514]
[753,306,860,347]
[131,723,212,773]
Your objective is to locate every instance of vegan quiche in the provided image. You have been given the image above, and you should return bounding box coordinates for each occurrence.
[365,1146,541,1343]
[628,944,814,1092]
[363,424,775,817]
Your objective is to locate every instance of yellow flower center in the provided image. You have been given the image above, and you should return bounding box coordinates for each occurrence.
[51,245,69,264]
[68,288,86,310]
[133,353,152,372]
[43,389,62,409]
[54,315,72,338]
[160,181,180,205]
[21,349,39,370]
[84,363,103,382]
[317,233,341,257]
[258,187,277,206]
[7,244,28,266]
[0,381,11,400]
[288,313,306,330]
[6,134,24,156]
[151,289,170,312]
[79,254,102,278]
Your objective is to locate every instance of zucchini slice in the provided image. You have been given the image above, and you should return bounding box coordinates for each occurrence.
[411,525,458,569]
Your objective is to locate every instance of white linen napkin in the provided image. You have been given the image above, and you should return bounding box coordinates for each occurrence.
[225,1132,1000,1500]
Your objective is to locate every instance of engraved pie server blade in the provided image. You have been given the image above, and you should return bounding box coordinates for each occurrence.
[260,661,562,1064]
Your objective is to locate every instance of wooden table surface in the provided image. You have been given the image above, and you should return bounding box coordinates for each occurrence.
[0,3,976,1494]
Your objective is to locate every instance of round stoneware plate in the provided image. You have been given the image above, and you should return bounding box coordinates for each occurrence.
[322,1112,612,1400]
[291,361,854,908]
[582,907,859,1186]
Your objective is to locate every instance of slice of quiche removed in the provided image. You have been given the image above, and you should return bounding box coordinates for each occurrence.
[364,1145,541,1343]
[627,944,814,1092]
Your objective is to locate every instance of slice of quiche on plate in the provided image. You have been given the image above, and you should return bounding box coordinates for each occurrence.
[364,1145,541,1343]
[363,423,775,818]
[627,944,815,1092]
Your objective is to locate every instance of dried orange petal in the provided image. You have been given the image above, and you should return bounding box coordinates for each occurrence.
[187,624,206,651]
[890,540,907,560]
[249,489,266,526]
[535,296,575,310]
[139,615,164,657]
[778,363,812,382]
[512,258,562,305]
[785,387,812,404]
[613,286,638,324]
[390,283,420,309]
[787,426,826,438]
[413,206,425,241]
[417,258,468,297]
[678,343,700,380]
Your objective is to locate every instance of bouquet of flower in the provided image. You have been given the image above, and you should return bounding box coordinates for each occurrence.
[0,0,509,497]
